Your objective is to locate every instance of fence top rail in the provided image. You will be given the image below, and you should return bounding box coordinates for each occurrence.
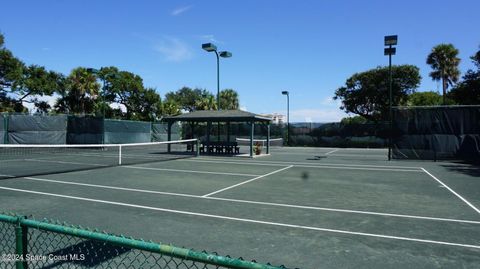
[0,213,289,269]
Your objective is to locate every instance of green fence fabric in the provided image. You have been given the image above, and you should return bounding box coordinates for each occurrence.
[392,106,480,161]
[67,116,104,144]
[7,114,67,144]
[0,114,6,144]
[152,122,180,142]
[0,213,289,269]
[104,119,152,144]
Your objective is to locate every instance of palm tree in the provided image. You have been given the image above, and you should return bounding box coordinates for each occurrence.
[219,89,239,110]
[66,67,100,114]
[195,95,218,110]
[426,44,461,105]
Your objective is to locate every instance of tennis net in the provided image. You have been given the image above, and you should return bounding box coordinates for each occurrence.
[0,139,198,179]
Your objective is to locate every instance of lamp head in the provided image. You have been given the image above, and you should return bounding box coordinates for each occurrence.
[384,35,398,46]
[282,91,289,95]
[219,51,232,58]
[202,43,217,52]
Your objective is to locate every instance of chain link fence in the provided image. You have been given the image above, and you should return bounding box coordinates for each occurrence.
[0,213,290,269]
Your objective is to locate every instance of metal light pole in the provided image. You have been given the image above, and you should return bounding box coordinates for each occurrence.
[384,35,398,161]
[282,91,290,146]
[202,43,232,110]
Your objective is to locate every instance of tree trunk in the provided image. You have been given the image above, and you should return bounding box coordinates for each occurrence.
[442,77,447,105]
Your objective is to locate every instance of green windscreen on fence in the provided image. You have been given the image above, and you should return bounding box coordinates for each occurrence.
[7,114,67,144]
[104,119,152,144]
[67,115,104,144]
[0,114,6,144]
[0,213,287,269]
[392,106,480,161]
[152,122,180,142]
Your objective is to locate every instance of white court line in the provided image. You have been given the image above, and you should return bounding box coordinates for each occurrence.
[202,165,294,197]
[192,157,423,169]
[18,176,480,225]
[187,159,422,172]
[421,168,480,214]
[325,149,340,155]
[292,165,422,172]
[122,166,260,177]
[25,159,108,167]
[0,186,479,250]
[327,154,387,158]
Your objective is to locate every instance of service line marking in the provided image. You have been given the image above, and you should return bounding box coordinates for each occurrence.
[122,166,261,177]
[202,165,294,197]
[0,186,479,250]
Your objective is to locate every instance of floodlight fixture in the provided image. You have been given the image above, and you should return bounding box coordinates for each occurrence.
[282,91,289,95]
[202,43,217,52]
[384,35,398,46]
[219,51,232,58]
[384,47,396,55]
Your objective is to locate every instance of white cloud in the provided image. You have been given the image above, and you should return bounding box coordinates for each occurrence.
[198,34,223,44]
[290,108,348,123]
[154,37,193,62]
[171,5,193,16]
[320,96,341,107]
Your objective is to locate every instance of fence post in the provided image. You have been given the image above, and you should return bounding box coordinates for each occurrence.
[4,114,9,144]
[15,216,27,269]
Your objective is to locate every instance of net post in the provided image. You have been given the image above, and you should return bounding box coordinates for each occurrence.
[196,139,200,157]
[118,145,122,165]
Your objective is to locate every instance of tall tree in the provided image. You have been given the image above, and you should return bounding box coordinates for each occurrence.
[0,33,26,111]
[219,89,239,110]
[334,65,421,122]
[407,91,443,106]
[426,44,461,105]
[195,94,217,110]
[448,46,480,105]
[58,67,100,114]
[165,87,211,112]
[161,100,180,116]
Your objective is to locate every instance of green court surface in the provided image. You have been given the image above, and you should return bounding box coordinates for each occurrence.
[1,146,479,268]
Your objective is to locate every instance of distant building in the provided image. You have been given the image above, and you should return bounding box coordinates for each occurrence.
[260,113,286,125]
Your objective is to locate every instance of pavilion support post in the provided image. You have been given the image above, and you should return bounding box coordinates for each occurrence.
[266,123,270,155]
[167,121,173,153]
[207,121,212,154]
[250,121,254,157]
[226,122,231,142]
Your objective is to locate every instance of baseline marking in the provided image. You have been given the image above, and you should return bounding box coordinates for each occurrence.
[421,168,480,214]
[122,166,260,177]
[0,186,479,250]
[17,176,480,225]
[202,165,293,197]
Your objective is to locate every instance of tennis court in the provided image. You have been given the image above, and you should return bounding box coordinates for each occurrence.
[1,142,480,268]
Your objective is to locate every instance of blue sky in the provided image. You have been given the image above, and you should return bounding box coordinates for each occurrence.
[1,0,479,122]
